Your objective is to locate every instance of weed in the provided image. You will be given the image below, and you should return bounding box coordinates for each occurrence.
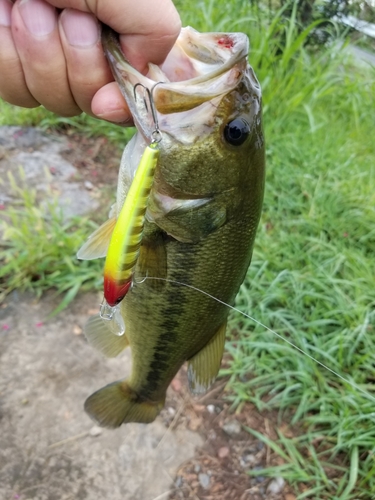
[0,169,103,314]
[0,100,135,144]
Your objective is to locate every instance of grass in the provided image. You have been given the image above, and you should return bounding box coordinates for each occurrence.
[1,0,375,497]
[0,170,103,314]
[0,99,134,144]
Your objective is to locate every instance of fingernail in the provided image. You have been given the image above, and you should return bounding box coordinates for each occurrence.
[19,0,56,36]
[0,0,12,27]
[61,9,99,48]
[96,111,132,124]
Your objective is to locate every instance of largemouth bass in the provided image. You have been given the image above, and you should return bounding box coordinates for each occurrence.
[78,25,265,428]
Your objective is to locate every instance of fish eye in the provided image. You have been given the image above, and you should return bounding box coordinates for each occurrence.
[224,118,250,146]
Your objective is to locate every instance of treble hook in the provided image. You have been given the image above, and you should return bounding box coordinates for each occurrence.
[133,82,163,143]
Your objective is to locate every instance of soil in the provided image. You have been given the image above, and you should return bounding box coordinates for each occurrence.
[0,126,298,500]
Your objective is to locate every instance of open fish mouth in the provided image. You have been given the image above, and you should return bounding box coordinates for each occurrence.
[101,25,253,140]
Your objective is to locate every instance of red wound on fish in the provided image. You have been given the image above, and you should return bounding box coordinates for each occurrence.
[217,36,234,49]
[104,279,132,307]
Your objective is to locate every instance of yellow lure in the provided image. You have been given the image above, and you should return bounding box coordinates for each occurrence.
[103,142,159,307]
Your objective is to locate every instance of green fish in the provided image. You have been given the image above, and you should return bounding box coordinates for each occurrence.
[77,26,265,428]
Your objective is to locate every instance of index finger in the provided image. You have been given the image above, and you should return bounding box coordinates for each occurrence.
[45,0,181,72]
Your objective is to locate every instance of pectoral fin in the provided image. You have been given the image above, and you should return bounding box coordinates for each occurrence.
[84,314,128,358]
[147,192,211,220]
[77,216,116,260]
[187,321,227,395]
[148,192,226,243]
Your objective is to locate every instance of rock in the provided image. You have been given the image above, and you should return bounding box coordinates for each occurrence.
[73,325,82,336]
[198,473,210,489]
[193,404,205,412]
[256,440,265,451]
[207,429,217,440]
[255,475,266,485]
[240,453,257,466]
[218,446,230,458]
[171,377,182,392]
[207,404,215,414]
[222,419,242,437]
[189,416,202,431]
[175,476,183,488]
[89,426,102,437]
[267,477,286,494]
[0,126,99,219]
[0,126,47,149]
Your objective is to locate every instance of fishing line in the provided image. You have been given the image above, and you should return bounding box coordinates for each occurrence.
[135,276,375,405]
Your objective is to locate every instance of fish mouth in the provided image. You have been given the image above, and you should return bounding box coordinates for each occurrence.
[102,25,250,140]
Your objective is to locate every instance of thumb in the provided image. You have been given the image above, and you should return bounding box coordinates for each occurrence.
[46,0,181,72]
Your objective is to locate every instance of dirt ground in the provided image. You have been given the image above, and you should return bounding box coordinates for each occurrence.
[0,127,297,500]
[0,292,295,500]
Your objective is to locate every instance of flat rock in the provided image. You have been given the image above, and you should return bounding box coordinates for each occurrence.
[267,476,286,494]
[222,419,242,437]
[0,126,99,218]
[198,472,210,489]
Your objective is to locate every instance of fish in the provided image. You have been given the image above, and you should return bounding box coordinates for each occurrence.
[77,25,265,428]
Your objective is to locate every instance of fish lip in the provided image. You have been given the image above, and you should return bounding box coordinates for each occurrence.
[102,26,251,140]
[163,42,248,87]
[112,28,249,86]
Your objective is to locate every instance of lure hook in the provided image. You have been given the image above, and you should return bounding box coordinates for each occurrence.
[133,272,148,285]
[133,82,163,143]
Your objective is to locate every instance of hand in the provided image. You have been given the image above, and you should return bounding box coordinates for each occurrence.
[0,0,181,121]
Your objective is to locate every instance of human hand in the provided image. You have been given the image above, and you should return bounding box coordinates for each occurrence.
[0,0,181,121]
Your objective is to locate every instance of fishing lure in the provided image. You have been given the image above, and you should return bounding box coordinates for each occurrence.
[103,141,159,308]
[100,85,161,331]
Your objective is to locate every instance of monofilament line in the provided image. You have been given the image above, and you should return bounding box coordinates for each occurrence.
[138,276,375,406]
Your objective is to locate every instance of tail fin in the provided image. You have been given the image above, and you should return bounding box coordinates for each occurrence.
[84,381,164,428]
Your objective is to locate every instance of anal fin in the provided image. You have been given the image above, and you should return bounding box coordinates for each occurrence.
[84,314,128,358]
[187,321,227,395]
[77,216,116,260]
